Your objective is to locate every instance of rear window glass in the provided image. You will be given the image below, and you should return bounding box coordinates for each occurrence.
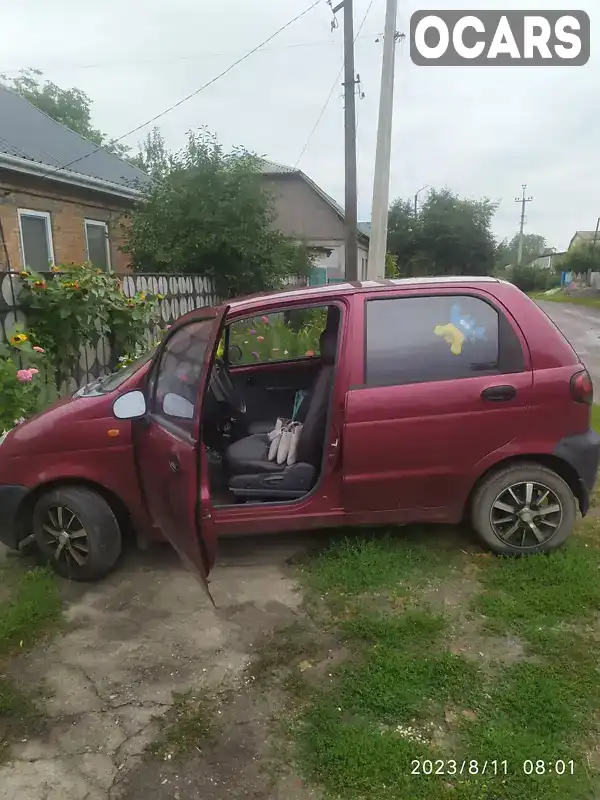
[365,295,503,387]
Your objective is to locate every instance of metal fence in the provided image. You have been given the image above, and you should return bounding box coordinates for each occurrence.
[0,271,308,394]
[0,271,222,394]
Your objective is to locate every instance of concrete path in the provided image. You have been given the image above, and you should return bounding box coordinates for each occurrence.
[0,535,316,800]
[537,300,600,388]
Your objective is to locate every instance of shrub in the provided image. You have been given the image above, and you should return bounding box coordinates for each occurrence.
[17,264,160,385]
[0,329,55,432]
[504,263,559,293]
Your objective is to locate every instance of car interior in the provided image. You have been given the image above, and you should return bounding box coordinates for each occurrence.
[202,303,341,506]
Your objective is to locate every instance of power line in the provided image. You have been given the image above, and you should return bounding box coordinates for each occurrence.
[42,0,323,178]
[294,0,375,169]
[0,34,381,74]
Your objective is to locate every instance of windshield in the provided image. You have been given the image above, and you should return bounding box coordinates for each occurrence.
[75,348,157,397]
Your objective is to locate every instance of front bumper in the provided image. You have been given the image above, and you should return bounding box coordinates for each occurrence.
[554,429,600,516]
[0,485,29,550]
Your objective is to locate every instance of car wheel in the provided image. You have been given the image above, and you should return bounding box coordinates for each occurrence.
[471,462,576,555]
[32,486,122,581]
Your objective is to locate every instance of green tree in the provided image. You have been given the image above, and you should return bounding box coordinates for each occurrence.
[129,127,170,177]
[495,232,549,269]
[0,69,130,158]
[387,189,497,277]
[123,128,313,297]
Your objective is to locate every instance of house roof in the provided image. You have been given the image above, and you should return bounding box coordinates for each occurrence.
[0,84,148,200]
[260,159,369,241]
[569,230,600,249]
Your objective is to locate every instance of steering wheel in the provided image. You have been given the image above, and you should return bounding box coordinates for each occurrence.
[209,358,246,415]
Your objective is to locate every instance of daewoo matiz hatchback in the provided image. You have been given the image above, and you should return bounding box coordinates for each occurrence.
[0,277,597,590]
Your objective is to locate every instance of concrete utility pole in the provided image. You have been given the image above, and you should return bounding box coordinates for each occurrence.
[333,0,359,281]
[515,184,533,266]
[367,0,399,280]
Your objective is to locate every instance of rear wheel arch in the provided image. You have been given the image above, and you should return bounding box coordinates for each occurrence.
[14,478,133,547]
[465,454,583,519]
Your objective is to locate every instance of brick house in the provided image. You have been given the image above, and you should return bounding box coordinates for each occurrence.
[260,160,369,281]
[0,85,148,274]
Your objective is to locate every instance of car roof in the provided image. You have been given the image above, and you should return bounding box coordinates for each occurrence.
[226,276,501,313]
[173,275,505,329]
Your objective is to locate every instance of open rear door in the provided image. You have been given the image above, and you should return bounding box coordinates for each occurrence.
[133,308,228,599]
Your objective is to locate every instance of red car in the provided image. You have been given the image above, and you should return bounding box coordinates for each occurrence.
[0,277,598,588]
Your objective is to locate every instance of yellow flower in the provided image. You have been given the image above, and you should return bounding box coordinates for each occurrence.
[139,292,147,301]
[9,333,28,345]
[19,270,29,277]
[51,265,61,273]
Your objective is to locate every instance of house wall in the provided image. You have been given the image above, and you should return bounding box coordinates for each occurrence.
[0,169,134,272]
[262,173,369,279]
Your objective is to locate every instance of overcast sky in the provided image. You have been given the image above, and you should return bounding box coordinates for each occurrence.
[0,0,596,251]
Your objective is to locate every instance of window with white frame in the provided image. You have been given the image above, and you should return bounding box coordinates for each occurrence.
[18,209,54,271]
[85,220,111,271]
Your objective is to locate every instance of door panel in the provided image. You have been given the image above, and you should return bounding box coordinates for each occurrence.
[342,372,533,514]
[230,359,321,425]
[134,312,227,590]
[342,291,534,518]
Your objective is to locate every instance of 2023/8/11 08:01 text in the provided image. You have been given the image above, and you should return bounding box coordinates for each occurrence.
[410,759,576,776]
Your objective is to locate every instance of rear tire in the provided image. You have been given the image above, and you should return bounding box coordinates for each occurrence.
[471,462,576,555]
[32,486,122,581]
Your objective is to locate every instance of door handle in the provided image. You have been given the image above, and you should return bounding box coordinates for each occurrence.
[169,456,180,473]
[481,385,516,402]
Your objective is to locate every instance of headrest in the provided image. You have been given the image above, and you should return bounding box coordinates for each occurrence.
[319,329,337,364]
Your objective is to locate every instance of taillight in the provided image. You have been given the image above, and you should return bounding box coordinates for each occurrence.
[570,368,593,404]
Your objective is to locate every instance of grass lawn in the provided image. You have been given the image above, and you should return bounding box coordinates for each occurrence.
[0,563,62,761]
[250,408,600,799]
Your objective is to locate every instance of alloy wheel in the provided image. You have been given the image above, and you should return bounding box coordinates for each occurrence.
[40,505,90,568]
[489,481,563,549]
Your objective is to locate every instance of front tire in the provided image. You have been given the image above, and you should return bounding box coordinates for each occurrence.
[471,463,576,555]
[32,487,122,581]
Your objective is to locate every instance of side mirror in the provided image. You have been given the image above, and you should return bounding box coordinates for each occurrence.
[113,390,147,420]
[227,344,243,364]
[163,392,194,420]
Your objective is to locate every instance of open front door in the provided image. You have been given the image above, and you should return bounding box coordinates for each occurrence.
[133,310,228,596]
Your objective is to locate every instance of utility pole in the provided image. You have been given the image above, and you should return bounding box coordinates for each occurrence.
[367,0,399,280]
[333,0,359,281]
[592,217,600,253]
[414,185,429,217]
[515,184,533,266]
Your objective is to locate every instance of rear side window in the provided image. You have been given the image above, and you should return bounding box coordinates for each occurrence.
[365,294,524,387]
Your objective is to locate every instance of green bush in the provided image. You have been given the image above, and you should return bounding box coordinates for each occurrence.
[18,263,160,385]
[0,329,56,433]
[504,263,559,293]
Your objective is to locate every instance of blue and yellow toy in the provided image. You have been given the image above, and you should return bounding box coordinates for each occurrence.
[434,304,486,356]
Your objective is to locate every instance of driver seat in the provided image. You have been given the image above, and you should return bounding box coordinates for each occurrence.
[225,328,338,500]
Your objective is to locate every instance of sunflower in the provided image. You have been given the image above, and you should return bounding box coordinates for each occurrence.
[9,333,28,345]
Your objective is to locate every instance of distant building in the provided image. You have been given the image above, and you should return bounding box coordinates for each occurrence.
[260,160,369,281]
[0,84,147,273]
[568,230,599,250]
[526,252,565,270]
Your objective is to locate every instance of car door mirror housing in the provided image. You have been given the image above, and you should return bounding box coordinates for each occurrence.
[163,393,195,420]
[113,390,147,420]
